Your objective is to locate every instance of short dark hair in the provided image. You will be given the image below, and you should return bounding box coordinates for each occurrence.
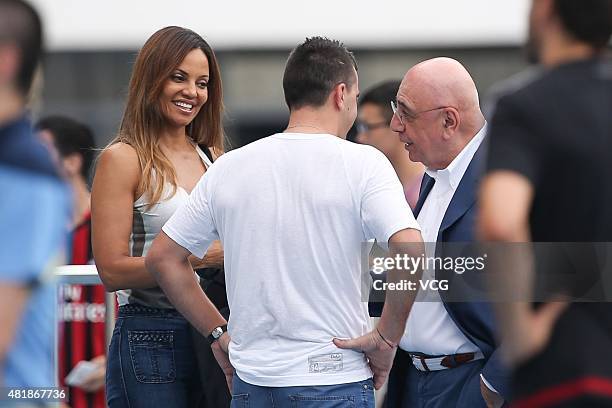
[36,116,96,180]
[283,37,358,110]
[0,0,43,94]
[554,0,612,49]
[358,80,402,124]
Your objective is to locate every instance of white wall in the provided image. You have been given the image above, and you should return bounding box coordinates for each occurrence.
[30,0,530,51]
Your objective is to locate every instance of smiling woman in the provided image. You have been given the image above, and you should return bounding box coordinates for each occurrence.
[90,26,229,408]
[161,49,210,128]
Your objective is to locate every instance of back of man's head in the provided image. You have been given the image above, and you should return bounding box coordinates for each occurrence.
[359,80,401,124]
[554,0,612,49]
[36,116,96,181]
[0,0,42,95]
[283,37,357,111]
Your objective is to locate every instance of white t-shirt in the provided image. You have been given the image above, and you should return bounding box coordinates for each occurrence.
[163,132,419,387]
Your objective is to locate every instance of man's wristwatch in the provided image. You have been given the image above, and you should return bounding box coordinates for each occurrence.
[207,324,228,344]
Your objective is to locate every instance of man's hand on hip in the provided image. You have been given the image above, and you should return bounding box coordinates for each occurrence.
[333,329,397,390]
[211,332,234,391]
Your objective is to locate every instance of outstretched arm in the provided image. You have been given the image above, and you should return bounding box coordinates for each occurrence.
[146,231,233,390]
[478,171,567,366]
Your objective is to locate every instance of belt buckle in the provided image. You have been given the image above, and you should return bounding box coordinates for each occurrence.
[440,354,456,368]
[441,352,476,369]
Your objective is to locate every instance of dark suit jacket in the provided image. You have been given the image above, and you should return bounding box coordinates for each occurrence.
[409,138,508,398]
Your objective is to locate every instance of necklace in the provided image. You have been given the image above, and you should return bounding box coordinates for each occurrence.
[285,124,326,133]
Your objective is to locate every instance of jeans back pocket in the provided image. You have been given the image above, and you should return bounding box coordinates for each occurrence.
[128,330,176,383]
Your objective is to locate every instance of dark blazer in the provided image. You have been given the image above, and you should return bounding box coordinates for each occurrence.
[410,138,508,397]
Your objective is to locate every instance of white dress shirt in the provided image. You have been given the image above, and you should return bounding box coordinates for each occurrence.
[399,124,486,356]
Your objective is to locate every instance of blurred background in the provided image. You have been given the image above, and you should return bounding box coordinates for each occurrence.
[30,0,532,150]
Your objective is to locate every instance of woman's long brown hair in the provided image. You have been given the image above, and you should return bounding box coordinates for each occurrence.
[111,26,224,205]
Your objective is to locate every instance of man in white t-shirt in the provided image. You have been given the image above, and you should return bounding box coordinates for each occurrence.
[146,36,422,408]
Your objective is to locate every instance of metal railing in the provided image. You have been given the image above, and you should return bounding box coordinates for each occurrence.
[55,264,115,351]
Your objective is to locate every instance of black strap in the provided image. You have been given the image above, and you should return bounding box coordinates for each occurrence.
[199,144,215,163]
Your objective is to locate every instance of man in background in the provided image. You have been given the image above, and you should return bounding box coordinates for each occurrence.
[0,0,70,390]
[356,81,426,323]
[479,0,612,406]
[356,80,424,210]
[37,116,106,408]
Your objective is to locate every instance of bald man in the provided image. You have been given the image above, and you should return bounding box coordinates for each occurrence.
[385,58,507,408]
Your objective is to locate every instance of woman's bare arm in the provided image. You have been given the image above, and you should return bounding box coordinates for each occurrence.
[91,143,157,291]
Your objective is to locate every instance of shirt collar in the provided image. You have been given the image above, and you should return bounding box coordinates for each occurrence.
[425,122,487,190]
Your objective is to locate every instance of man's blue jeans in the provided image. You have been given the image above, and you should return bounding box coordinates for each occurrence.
[231,375,375,407]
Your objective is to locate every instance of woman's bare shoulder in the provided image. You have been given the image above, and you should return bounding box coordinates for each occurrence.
[95,142,141,184]
[98,142,142,170]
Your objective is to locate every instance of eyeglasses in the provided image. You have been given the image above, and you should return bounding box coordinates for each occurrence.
[355,121,389,134]
[390,101,453,125]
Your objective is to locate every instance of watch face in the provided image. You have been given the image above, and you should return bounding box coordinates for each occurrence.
[212,327,223,339]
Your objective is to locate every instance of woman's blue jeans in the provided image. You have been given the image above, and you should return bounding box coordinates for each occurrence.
[106,304,202,408]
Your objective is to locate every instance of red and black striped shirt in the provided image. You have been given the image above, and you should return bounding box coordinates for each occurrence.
[58,212,106,408]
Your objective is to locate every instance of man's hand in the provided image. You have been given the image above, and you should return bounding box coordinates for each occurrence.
[211,332,234,392]
[333,329,396,390]
[504,301,568,366]
[480,377,504,408]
